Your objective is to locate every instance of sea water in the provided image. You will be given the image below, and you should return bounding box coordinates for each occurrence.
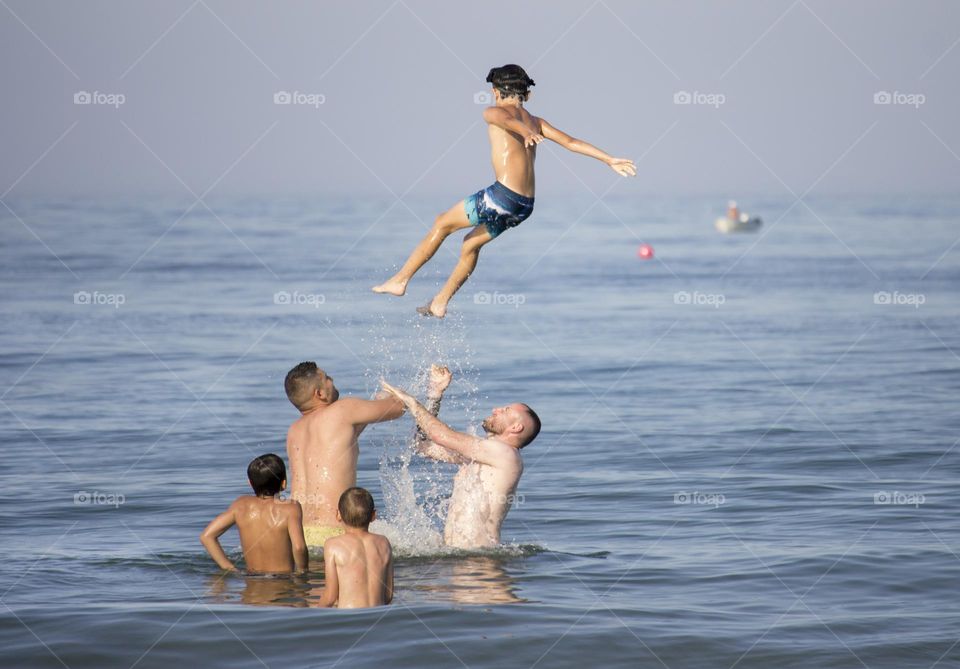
[1,192,959,668]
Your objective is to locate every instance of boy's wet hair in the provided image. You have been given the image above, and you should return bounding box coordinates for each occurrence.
[486,64,535,101]
[338,487,376,528]
[520,403,541,447]
[248,453,286,497]
[285,361,321,409]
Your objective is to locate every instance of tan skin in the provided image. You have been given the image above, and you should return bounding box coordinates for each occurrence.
[372,87,637,318]
[200,480,309,575]
[382,369,536,549]
[286,369,405,527]
[317,509,394,609]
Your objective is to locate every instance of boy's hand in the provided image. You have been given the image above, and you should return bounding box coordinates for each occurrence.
[524,132,545,148]
[428,364,452,395]
[608,158,637,177]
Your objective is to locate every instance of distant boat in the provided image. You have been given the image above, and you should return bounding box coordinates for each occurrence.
[715,212,762,233]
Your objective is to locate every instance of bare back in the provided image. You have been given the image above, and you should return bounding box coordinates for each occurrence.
[287,397,403,527]
[286,407,361,526]
[486,106,541,197]
[233,496,298,574]
[323,531,393,608]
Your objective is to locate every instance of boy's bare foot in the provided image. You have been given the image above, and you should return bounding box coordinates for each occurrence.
[416,299,447,319]
[372,278,407,296]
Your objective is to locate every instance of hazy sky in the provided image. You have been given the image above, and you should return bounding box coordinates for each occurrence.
[1,0,958,199]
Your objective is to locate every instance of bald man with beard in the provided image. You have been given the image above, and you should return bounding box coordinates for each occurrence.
[381,367,541,549]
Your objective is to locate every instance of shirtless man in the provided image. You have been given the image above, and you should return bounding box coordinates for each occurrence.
[200,453,308,574]
[284,361,405,546]
[318,487,393,608]
[381,368,541,549]
[372,63,637,317]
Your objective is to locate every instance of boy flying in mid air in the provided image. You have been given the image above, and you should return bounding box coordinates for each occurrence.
[372,63,637,317]
[318,487,393,609]
[200,453,308,574]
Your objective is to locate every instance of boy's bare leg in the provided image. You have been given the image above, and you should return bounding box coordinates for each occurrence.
[418,227,494,318]
[372,201,472,296]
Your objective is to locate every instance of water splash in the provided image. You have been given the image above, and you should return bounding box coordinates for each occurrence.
[360,310,482,556]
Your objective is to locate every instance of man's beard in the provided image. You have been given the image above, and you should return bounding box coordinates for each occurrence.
[481,416,499,434]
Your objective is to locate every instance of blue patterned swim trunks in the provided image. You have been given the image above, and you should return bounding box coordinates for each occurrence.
[463,181,535,239]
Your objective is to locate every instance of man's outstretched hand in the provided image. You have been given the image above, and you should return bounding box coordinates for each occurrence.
[380,379,414,406]
[429,364,452,395]
[608,158,637,177]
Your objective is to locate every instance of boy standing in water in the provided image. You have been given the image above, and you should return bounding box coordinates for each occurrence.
[318,487,393,608]
[372,63,637,317]
[200,453,309,574]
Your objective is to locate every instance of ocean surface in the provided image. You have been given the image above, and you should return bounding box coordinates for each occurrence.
[1,193,958,668]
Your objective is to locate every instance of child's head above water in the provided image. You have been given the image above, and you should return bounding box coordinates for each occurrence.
[247,453,286,497]
[338,487,377,529]
[486,64,535,103]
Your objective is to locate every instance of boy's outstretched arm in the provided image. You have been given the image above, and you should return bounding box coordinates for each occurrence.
[539,117,637,177]
[200,504,239,572]
[484,107,544,147]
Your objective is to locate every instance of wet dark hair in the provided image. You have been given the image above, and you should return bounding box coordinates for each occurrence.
[486,64,535,101]
[338,487,376,528]
[519,404,541,447]
[285,361,321,410]
[247,453,286,497]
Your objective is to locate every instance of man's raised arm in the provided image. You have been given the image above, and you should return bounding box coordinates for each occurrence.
[382,380,505,467]
[414,365,465,464]
[335,396,405,427]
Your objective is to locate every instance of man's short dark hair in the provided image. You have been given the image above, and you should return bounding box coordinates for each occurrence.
[338,487,376,528]
[247,453,286,497]
[285,361,320,409]
[520,404,541,448]
[486,64,535,101]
